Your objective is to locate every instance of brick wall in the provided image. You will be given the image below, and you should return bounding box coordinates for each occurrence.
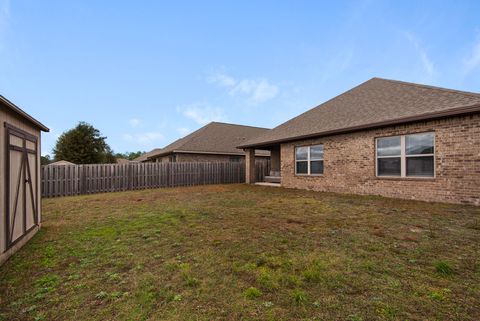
[280,113,480,205]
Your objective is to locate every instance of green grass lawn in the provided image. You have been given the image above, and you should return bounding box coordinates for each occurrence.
[1,184,479,321]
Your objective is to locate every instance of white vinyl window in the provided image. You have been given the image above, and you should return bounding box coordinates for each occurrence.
[376,132,435,178]
[295,144,324,175]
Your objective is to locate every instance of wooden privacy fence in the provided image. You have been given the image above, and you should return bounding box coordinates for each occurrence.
[255,159,270,182]
[41,160,271,198]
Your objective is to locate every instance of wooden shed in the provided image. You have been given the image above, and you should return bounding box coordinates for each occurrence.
[1,96,49,265]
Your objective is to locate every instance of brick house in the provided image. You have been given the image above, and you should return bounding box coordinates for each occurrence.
[136,122,270,163]
[239,78,480,205]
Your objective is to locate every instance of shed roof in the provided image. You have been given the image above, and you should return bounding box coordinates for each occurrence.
[239,78,480,148]
[143,122,270,160]
[48,160,76,166]
[1,95,49,132]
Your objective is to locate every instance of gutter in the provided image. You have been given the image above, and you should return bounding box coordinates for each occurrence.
[146,149,269,160]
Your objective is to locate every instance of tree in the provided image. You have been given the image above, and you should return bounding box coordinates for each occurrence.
[41,155,52,165]
[114,151,145,161]
[53,122,115,164]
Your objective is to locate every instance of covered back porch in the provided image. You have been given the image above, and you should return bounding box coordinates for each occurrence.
[245,145,281,185]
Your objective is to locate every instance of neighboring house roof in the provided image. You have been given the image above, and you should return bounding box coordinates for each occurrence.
[1,95,49,132]
[116,158,138,164]
[48,160,76,166]
[134,149,162,162]
[239,78,480,148]
[145,122,270,160]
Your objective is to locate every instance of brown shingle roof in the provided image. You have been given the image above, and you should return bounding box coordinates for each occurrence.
[134,149,162,162]
[239,78,480,148]
[116,158,137,164]
[145,122,270,160]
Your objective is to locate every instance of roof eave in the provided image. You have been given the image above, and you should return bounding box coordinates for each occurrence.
[146,149,247,160]
[239,103,480,149]
[1,96,50,132]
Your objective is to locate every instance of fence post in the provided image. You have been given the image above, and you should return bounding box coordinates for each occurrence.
[127,163,132,190]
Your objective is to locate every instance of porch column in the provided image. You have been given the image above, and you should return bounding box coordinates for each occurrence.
[245,148,256,184]
[270,146,280,174]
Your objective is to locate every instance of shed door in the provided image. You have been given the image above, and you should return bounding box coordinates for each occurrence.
[4,123,39,250]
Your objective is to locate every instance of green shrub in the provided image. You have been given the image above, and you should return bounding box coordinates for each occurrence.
[95,291,108,300]
[435,261,453,276]
[302,260,325,283]
[178,262,199,287]
[184,276,199,287]
[35,274,60,288]
[110,291,122,299]
[179,262,191,273]
[429,288,451,301]
[67,274,81,281]
[244,287,262,299]
[106,272,121,281]
[281,274,303,288]
[302,268,322,282]
[292,289,307,305]
[257,268,279,290]
[35,274,60,295]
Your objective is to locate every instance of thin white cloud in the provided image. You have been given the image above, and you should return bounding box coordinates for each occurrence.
[181,103,226,125]
[209,72,279,104]
[249,79,279,103]
[405,32,435,76]
[123,132,164,147]
[463,34,480,74]
[208,73,236,87]
[128,118,141,128]
[176,127,190,135]
[227,79,254,95]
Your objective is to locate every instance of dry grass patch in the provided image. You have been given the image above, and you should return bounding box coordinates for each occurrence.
[0,184,479,320]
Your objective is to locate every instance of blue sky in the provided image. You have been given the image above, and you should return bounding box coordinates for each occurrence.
[1,1,479,156]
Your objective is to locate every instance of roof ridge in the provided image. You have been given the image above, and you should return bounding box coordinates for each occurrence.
[268,78,375,132]
[240,78,376,146]
[373,77,480,98]
[146,121,270,160]
[170,123,213,151]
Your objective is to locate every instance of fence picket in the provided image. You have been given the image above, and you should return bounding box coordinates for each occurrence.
[41,160,270,198]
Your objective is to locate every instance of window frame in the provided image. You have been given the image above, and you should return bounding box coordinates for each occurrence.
[375,132,435,179]
[295,144,324,176]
